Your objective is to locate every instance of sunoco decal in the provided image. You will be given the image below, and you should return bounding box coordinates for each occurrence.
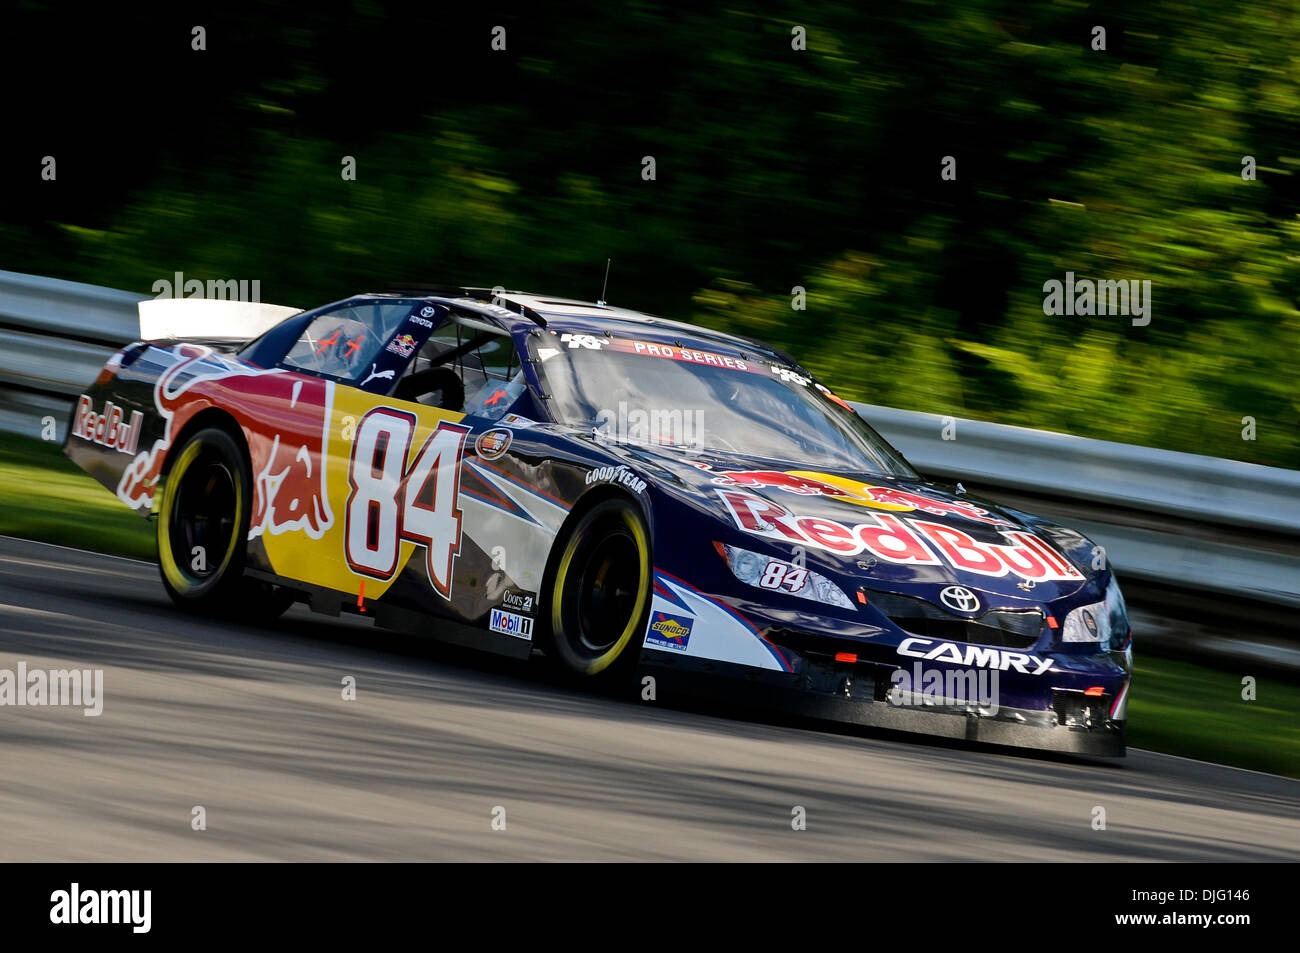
[645,612,693,651]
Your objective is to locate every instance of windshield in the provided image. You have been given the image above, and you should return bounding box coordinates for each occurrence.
[533,335,917,478]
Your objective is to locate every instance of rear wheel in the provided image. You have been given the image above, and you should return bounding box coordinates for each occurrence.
[546,498,652,678]
[157,426,293,619]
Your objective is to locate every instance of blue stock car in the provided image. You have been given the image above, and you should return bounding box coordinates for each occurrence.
[66,286,1133,757]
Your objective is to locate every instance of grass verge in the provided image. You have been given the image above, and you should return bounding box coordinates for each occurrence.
[0,432,154,561]
[1127,655,1299,779]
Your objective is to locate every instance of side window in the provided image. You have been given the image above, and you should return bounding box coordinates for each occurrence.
[394,313,530,420]
[465,368,529,420]
[282,302,419,381]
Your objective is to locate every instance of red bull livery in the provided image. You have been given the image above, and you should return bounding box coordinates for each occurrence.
[64,287,1132,757]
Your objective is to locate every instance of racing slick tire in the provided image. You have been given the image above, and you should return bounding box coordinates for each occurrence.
[545,497,652,679]
[157,426,294,620]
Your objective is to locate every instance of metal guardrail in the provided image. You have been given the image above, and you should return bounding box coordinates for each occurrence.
[851,404,1300,610]
[0,269,142,344]
[2,269,1298,618]
[0,271,143,443]
[855,405,1300,537]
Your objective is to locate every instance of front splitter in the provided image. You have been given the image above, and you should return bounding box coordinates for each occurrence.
[639,653,1126,758]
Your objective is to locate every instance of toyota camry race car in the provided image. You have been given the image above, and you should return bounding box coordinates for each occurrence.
[65,287,1133,756]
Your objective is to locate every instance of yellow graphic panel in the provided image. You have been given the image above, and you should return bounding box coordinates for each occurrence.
[260,384,467,599]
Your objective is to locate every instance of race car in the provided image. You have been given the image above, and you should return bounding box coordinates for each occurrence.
[64,287,1132,756]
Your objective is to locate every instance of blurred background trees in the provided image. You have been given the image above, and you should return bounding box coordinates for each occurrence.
[3,0,1296,467]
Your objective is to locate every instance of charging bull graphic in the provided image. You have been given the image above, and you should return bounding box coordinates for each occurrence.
[247,379,335,540]
[708,468,1009,525]
[117,344,335,540]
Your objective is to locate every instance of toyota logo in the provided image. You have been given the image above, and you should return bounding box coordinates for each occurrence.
[939,586,980,613]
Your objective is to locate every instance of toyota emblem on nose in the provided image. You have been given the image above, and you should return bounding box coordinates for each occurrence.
[939,586,980,613]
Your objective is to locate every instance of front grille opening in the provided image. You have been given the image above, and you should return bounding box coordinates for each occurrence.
[863,589,1044,649]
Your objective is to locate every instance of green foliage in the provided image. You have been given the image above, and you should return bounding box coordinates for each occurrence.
[8,0,1298,468]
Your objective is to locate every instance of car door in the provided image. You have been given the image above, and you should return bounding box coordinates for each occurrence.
[340,310,553,630]
[249,299,470,608]
[255,299,554,640]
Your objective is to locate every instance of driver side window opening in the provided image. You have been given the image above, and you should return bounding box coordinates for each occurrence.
[394,312,526,419]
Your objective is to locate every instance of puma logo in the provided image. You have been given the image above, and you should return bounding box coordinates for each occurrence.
[361,364,396,387]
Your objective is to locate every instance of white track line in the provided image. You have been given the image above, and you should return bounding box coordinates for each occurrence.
[0,534,152,566]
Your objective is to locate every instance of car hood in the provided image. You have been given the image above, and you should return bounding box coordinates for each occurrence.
[598,440,1095,606]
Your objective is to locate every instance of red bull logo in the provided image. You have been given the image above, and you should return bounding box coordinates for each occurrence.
[118,345,226,511]
[854,485,1007,525]
[715,470,853,497]
[386,334,417,358]
[716,488,1083,583]
[72,395,143,455]
[117,345,335,540]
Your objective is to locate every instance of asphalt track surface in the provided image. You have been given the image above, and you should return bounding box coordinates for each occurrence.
[0,535,1296,862]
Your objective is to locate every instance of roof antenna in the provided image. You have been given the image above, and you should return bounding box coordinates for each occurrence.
[597,258,611,307]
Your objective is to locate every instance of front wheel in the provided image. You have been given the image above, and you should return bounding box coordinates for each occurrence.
[545,498,652,678]
[157,426,293,619]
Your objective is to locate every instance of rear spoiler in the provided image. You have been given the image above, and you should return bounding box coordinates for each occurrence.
[137,297,301,344]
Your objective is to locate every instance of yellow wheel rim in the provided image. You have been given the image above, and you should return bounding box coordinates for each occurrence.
[158,438,243,594]
[551,508,650,675]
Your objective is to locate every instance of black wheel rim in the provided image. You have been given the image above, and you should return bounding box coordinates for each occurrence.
[573,527,642,654]
[169,452,237,582]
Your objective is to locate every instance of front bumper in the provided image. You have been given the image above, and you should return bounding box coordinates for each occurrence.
[640,651,1127,758]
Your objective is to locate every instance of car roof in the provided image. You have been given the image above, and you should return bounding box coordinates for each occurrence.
[366,288,801,368]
